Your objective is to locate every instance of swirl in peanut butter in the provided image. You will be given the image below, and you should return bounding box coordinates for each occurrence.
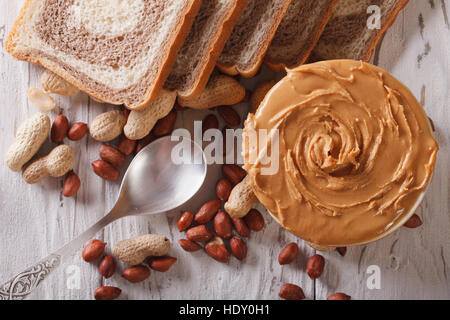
[243,60,438,246]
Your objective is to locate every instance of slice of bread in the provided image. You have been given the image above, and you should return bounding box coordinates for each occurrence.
[165,0,248,99]
[6,0,202,110]
[264,0,338,71]
[216,0,293,78]
[310,0,409,62]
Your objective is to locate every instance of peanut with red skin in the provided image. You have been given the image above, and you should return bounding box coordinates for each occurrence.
[336,247,347,257]
[148,256,177,272]
[307,254,325,279]
[222,164,246,185]
[231,218,250,238]
[135,133,155,154]
[153,110,177,137]
[92,160,120,181]
[67,122,88,141]
[195,199,221,224]
[51,115,69,143]
[217,106,240,126]
[177,211,194,232]
[205,237,230,263]
[216,178,232,201]
[242,90,251,102]
[327,293,351,300]
[62,170,80,197]
[99,255,116,278]
[178,239,202,252]
[118,135,136,155]
[278,243,299,265]
[244,209,264,232]
[122,266,150,283]
[230,237,247,261]
[94,286,121,300]
[202,114,219,134]
[214,210,232,239]
[186,225,214,242]
[279,283,305,300]
[404,214,423,228]
[99,145,126,167]
[82,240,106,262]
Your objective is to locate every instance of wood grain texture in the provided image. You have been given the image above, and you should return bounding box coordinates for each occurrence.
[0,0,448,300]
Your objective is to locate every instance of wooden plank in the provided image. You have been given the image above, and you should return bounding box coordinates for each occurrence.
[0,0,448,300]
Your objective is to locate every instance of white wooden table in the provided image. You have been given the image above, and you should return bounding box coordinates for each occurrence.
[0,0,449,300]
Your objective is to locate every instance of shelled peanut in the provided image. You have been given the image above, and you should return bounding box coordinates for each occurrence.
[250,80,276,114]
[178,74,246,109]
[41,70,79,96]
[81,233,175,299]
[224,175,258,219]
[5,113,51,172]
[124,89,176,140]
[112,234,171,266]
[89,110,126,142]
[22,145,73,184]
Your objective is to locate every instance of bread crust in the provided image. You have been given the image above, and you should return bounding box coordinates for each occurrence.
[361,0,409,62]
[310,0,410,62]
[176,0,249,99]
[264,0,338,72]
[144,0,202,109]
[6,0,202,110]
[216,0,293,78]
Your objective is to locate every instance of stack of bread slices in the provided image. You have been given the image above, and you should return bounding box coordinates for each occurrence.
[6,0,409,112]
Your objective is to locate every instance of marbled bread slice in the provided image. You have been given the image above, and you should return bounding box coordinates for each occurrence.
[310,0,409,62]
[264,0,338,71]
[217,0,293,78]
[165,0,248,99]
[6,0,202,110]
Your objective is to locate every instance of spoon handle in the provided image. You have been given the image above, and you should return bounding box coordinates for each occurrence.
[0,211,119,300]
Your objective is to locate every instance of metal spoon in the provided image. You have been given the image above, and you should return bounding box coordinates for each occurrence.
[0,136,207,300]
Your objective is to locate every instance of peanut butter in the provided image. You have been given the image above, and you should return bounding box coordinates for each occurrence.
[243,60,438,246]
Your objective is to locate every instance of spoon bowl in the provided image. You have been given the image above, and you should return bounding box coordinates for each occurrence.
[120,136,207,214]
